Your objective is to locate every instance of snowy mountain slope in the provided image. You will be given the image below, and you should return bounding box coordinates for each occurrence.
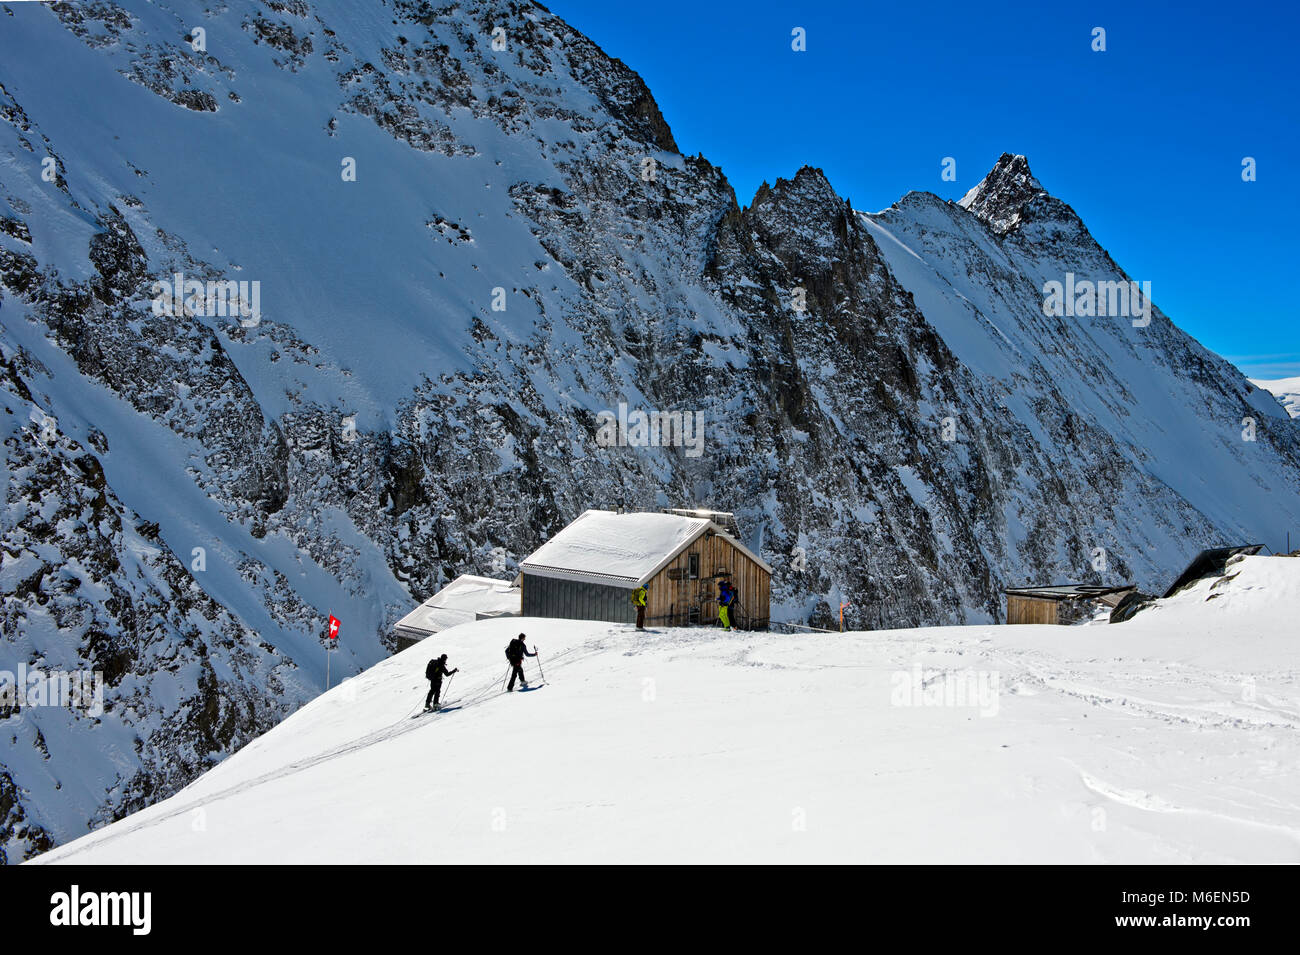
[1251,377,1300,419]
[860,155,1300,588]
[2,0,1300,861]
[0,347,308,863]
[34,555,1300,864]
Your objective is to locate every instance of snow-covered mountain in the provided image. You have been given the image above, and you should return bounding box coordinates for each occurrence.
[33,555,1300,864]
[3,0,1299,860]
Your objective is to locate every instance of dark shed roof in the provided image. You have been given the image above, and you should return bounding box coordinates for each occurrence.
[1003,584,1134,601]
[1161,545,1262,598]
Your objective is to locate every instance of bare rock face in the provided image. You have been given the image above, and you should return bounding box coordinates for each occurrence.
[1,0,1298,860]
[958,152,1045,232]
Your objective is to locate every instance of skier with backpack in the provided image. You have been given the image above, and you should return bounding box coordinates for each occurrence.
[424,653,458,711]
[718,579,737,631]
[504,633,536,691]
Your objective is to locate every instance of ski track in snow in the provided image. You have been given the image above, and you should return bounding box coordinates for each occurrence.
[1073,764,1300,848]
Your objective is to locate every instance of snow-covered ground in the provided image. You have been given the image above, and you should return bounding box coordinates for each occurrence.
[1251,377,1300,419]
[32,556,1300,864]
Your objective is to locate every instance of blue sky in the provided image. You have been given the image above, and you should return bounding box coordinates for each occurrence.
[548,0,1298,379]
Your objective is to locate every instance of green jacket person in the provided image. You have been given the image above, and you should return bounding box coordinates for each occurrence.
[631,585,648,630]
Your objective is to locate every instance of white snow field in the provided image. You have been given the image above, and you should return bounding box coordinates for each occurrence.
[1251,378,1300,419]
[34,556,1300,865]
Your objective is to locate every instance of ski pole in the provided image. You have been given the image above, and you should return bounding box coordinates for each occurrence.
[535,648,545,683]
[442,672,455,705]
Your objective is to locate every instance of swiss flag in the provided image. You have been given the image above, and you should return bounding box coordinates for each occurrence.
[328,614,341,642]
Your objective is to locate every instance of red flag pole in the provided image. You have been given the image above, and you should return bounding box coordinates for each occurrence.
[324,613,342,691]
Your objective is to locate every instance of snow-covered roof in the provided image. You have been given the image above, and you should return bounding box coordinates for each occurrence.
[662,507,742,539]
[521,509,772,587]
[395,574,520,638]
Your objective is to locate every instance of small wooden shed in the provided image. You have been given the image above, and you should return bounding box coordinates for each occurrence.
[1004,584,1134,625]
[520,509,771,630]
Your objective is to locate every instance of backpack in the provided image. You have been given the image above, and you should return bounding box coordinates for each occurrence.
[425,659,437,680]
[505,640,521,662]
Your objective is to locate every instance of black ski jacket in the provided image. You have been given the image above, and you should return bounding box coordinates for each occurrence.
[506,638,536,663]
[427,659,456,682]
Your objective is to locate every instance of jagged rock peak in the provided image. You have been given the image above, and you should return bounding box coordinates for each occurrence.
[749,166,841,210]
[958,153,1046,234]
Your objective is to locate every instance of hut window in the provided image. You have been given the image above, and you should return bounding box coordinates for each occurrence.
[688,553,700,579]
